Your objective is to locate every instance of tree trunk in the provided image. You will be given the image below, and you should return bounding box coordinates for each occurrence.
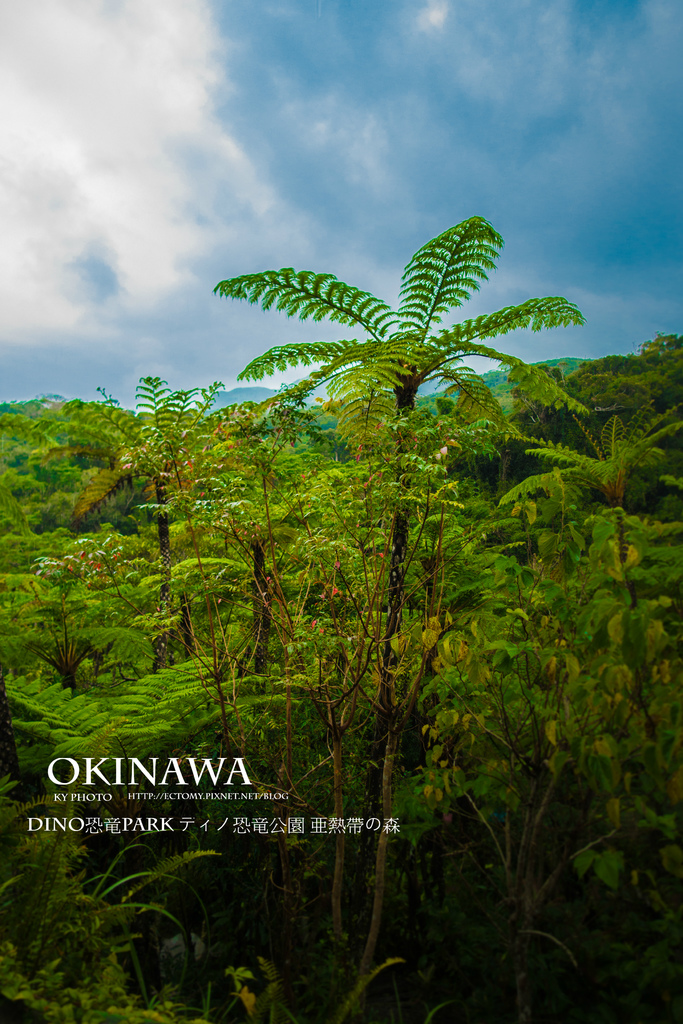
[331,730,345,943]
[359,727,398,975]
[355,377,416,938]
[251,539,271,674]
[179,593,194,653]
[512,928,533,1024]
[154,484,172,671]
[381,511,408,685]
[0,665,22,794]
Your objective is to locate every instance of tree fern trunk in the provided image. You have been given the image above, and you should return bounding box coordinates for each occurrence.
[381,509,408,685]
[381,372,417,672]
[356,378,416,937]
[154,484,172,671]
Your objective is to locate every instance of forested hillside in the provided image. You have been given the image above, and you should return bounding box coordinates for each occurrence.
[1,222,682,1024]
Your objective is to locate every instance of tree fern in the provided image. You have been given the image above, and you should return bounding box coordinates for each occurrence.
[40,379,226,670]
[72,468,134,521]
[500,409,683,508]
[218,217,586,416]
[5,669,217,773]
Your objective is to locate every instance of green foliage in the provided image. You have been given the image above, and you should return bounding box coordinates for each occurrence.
[0,475,31,536]
[231,957,404,1024]
[397,218,502,333]
[0,288,682,1021]
[501,406,683,508]
[218,218,585,424]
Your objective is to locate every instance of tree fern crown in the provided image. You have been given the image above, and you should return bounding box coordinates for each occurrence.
[215,217,585,418]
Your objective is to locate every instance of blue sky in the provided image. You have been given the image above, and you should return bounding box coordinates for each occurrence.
[0,0,681,404]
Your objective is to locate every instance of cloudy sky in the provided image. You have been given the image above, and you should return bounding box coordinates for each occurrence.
[1,0,681,404]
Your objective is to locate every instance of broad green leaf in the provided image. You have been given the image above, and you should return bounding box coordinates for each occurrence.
[660,844,683,879]
[549,748,569,778]
[537,529,558,560]
[573,848,596,878]
[606,797,621,828]
[593,850,623,889]
[667,767,683,806]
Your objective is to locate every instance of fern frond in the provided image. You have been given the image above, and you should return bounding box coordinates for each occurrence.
[333,391,395,444]
[437,367,509,426]
[436,296,585,350]
[238,340,357,382]
[125,850,220,898]
[499,471,574,505]
[247,956,289,1023]
[328,958,405,1024]
[601,415,626,458]
[429,321,587,414]
[61,401,140,444]
[73,468,133,521]
[215,269,397,341]
[399,217,503,335]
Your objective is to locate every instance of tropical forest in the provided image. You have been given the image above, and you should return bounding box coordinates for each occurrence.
[1,219,682,1024]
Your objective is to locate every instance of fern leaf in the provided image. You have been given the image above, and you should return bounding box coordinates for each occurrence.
[328,958,405,1024]
[436,296,585,351]
[399,217,503,335]
[437,367,509,425]
[499,471,572,505]
[238,341,357,382]
[72,468,133,521]
[215,269,397,341]
[248,957,289,1023]
[125,850,220,897]
[430,319,587,414]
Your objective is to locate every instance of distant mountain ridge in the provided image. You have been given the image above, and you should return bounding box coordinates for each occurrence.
[478,356,591,413]
[213,357,592,411]
[212,386,278,408]
[2,359,592,413]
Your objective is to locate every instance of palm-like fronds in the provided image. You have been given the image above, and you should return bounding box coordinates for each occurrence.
[220,217,586,418]
[239,340,357,382]
[501,409,683,508]
[214,269,397,341]
[72,467,133,521]
[398,218,503,335]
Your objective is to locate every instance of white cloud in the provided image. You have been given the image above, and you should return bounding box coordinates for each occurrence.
[417,1,449,31]
[0,0,272,341]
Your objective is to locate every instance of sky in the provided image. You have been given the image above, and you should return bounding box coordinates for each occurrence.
[1,0,681,405]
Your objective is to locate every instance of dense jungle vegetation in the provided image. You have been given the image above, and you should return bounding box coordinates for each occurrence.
[1,220,683,1024]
